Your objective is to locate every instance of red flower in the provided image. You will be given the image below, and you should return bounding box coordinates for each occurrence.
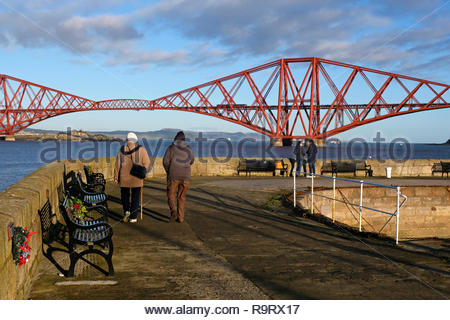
[73,204,81,210]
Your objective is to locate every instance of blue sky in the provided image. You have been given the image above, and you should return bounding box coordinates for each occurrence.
[0,0,449,142]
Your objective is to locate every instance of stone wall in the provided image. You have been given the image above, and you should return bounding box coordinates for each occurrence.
[296,185,450,240]
[0,158,114,300]
[59,157,450,179]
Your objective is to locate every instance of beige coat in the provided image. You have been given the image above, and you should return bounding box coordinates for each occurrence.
[114,144,151,188]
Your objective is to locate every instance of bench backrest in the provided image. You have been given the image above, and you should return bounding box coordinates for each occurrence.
[331,161,356,170]
[59,196,75,228]
[441,161,450,170]
[239,159,276,170]
[321,161,333,169]
[249,160,275,170]
[38,201,53,244]
[64,171,80,195]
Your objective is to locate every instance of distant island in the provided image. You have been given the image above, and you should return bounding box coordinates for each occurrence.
[92,128,265,141]
[13,128,265,142]
[15,129,121,142]
[427,139,450,146]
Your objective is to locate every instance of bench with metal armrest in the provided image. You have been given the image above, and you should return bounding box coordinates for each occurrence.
[432,161,450,178]
[64,171,108,209]
[60,196,114,277]
[320,160,373,177]
[237,158,288,176]
[84,165,106,187]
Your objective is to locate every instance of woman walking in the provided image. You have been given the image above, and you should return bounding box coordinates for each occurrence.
[114,132,150,223]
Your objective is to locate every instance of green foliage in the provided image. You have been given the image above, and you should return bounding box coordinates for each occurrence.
[264,190,294,211]
[69,196,88,220]
[264,194,282,211]
[12,227,35,266]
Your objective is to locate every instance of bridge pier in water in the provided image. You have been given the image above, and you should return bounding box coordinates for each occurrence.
[270,138,293,147]
[0,135,15,141]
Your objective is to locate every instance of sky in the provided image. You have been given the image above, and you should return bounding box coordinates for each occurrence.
[0,0,449,142]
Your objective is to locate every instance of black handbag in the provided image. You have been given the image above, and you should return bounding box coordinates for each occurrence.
[129,146,147,179]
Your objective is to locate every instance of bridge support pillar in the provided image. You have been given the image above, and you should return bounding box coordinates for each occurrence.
[270,138,292,147]
[0,135,15,141]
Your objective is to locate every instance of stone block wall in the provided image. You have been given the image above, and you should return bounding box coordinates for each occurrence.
[296,185,450,240]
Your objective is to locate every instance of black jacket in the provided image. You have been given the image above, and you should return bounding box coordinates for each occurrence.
[293,142,305,160]
[306,142,317,162]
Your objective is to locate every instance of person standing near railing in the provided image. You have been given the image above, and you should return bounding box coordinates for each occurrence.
[293,139,307,177]
[306,139,318,177]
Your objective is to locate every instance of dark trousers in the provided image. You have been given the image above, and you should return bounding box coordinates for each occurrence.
[308,160,316,175]
[121,187,141,219]
[296,159,307,176]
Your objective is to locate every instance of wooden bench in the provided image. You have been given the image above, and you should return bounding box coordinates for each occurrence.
[60,196,114,277]
[321,160,373,177]
[332,161,356,176]
[237,159,288,176]
[64,171,108,209]
[432,161,450,178]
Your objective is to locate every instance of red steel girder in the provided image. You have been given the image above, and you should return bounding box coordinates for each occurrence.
[1,57,449,138]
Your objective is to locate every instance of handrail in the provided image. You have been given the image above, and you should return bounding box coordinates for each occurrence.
[293,171,408,244]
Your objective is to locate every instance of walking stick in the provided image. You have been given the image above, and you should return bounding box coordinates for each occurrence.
[140,186,143,220]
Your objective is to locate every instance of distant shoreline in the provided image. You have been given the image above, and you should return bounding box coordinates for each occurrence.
[426,139,450,146]
[10,129,122,142]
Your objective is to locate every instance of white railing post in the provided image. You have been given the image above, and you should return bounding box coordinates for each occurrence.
[311,173,314,214]
[396,186,400,245]
[290,172,407,244]
[332,176,336,223]
[293,170,296,207]
[359,180,363,232]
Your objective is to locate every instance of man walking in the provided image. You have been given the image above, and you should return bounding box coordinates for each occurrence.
[293,139,306,177]
[306,139,318,177]
[163,131,195,223]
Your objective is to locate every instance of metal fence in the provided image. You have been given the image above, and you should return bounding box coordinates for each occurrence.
[293,171,408,244]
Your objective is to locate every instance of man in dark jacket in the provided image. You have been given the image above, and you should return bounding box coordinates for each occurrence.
[293,139,307,177]
[163,131,195,223]
[305,139,318,176]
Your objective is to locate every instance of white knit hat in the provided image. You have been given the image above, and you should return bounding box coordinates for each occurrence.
[126,132,138,143]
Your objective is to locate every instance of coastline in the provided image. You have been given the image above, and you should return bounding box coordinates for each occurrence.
[9,129,122,142]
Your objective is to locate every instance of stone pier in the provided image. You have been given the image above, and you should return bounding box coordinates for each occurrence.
[0,135,15,141]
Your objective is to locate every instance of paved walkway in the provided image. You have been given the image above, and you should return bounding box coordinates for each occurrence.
[30,177,450,299]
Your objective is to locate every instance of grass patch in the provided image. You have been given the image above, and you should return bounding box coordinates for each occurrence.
[264,190,293,211]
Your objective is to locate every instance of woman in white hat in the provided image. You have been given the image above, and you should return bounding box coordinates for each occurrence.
[114,132,150,223]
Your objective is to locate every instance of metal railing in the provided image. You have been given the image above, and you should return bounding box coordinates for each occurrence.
[293,171,408,244]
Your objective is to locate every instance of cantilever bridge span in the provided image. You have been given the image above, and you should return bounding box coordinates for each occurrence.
[1,57,449,139]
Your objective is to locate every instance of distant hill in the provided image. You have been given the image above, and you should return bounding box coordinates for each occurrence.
[23,128,265,141]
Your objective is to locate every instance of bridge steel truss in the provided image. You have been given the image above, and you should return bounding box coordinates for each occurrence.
[1,57,449,138]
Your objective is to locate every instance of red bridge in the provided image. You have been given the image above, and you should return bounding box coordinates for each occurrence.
[1,57,449,140]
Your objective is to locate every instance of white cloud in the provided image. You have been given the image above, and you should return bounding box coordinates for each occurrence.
[0,0,448,77]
